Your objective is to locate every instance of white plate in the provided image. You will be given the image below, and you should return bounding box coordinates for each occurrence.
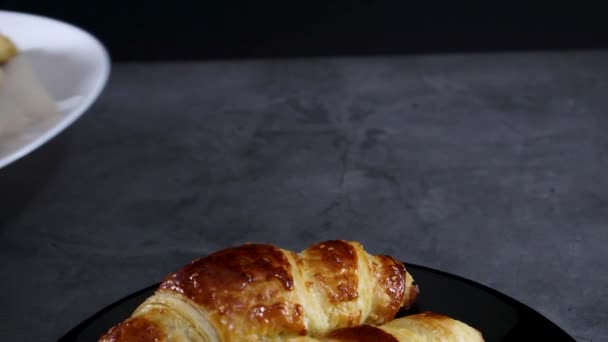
[0,10,110,168]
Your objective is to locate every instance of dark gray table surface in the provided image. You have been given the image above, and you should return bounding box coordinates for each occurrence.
[1,52,607,341]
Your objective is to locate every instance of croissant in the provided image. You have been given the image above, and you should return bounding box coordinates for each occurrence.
[100,240,419,341]
[291,312,484,341]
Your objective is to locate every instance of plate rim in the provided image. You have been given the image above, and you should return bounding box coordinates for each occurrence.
[58,262,574,341]
[0,9,111,169]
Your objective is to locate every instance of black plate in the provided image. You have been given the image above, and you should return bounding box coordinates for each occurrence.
[59,264,574,341]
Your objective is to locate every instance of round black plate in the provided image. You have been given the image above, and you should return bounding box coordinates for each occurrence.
[59,264,574,341]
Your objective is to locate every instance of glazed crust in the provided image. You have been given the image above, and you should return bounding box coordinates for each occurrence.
[99,240,418,341]
[291,312,484,342]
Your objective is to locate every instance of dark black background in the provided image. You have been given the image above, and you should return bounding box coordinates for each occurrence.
[1,1,607,61]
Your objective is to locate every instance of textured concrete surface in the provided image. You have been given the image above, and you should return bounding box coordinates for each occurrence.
[0,52,607,341]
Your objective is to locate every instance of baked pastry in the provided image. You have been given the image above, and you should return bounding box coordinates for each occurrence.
[99,240,419,341]
[293,312,484,341]
[0,33,18,64]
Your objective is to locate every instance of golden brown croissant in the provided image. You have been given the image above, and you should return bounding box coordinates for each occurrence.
[99,240,419,341]
[291,312,484,342]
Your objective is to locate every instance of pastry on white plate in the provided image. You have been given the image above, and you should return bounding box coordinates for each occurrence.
[0,33,18,63]
[0,33,59,138]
